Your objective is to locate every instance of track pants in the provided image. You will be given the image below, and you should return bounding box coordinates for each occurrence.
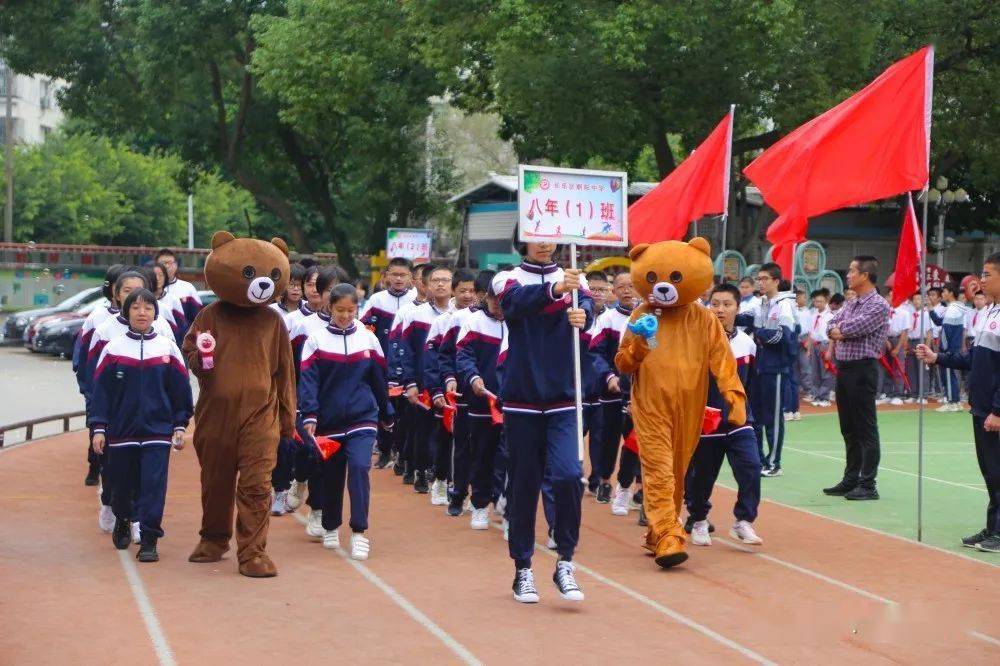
[973,416,1000,535]
[468,418,502,510]
[449,408,472,500]
[319,431,376,533]
[271,437,295,492]
[753,371,787,468]
[110,444,170,539]
[684,427,761,523]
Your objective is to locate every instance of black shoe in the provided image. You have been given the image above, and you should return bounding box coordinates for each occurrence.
[512,568,539,603]
[586,480,599,496]
[552,561,584,601]
[962,528,991,549]
[112,518,132,550]
[596,482,612,504]
[844,486,879,501]
[136,536,159,562]
[402,463,415,485]
[975,534,1000,553]
[683,515,715,534]
[447,496,463,517]
[392,458,404,476]
[413,471,429,494]
[85,464,100,486]
[633,489,643,505]
[375,452,392,469]
[637,505,648,527]
[823,481,856,496]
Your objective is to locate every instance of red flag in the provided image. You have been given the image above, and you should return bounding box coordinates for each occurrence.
[769,239,796,278]
[622,429,639,454]
[629,109,734,243]
[891,194,924,307]
[745,46,933,248]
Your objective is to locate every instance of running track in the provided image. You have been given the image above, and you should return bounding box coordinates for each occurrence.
[2,431,998,664]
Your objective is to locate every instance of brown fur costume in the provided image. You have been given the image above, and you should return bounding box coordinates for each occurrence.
[615,238,746,569]
[182,231,296,577]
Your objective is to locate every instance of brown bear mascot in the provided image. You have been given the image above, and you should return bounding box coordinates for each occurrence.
[182,231,296,577]
[615,238,746,569]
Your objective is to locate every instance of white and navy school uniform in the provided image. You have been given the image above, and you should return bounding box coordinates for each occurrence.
[587,303,634,486]
[806,307,835,400]
[455,309,506,510]
[284,301,315,337]
[492,262,594,568]
[164,277,202,333]
[422,309,456,483]
[360,287,417,362]
[159,290,188,347]
[386,299,421,468]
[401,301,451,479]
[74,303,120,471]
[796,306,814,398]
[298,322,392,533]
[905,308,934,395]
[940,300,969,403]
[84,313,175,403]
[88,329,193,541]
[685,329,761,524]
[750,291,796,471]
[436,306,478,498]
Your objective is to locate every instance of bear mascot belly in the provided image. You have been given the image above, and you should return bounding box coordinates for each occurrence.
[615,238,746,569]
[182,231,296,577]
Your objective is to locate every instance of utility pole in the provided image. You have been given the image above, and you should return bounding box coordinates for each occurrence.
[3,55,13,243]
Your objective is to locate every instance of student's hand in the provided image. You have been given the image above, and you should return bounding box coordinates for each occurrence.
[433,396,446,410]
[172,430,186,450]
[984,414,1000,432]
[405,386,420,405]
[303,422,316,437]
[471,378,487,397]
[567,307,586,329]
[607,375,621,394]
[445,379,457,395]
[554,269,582,296]
[91,433,105,454]
[914,344,937,364]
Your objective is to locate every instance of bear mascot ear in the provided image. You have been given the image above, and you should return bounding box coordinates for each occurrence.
[212,231,236,250]
[271,237,289,257]
[689,237,711,257]
[629,243,650,261]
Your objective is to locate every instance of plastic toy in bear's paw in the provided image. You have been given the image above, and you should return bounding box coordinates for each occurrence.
[627,313,659,349]
[205,230,290,308]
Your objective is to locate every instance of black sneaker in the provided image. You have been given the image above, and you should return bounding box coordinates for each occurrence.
[637,505,648,527]
[586,479,599,496]
[844,486,879,501]
[375,452,392,469]
[85,464,100,486]
[975,534,1000,553]
[136,536,159,562]
[961,529,990,549]
[823,481,856,496]
[447,496,463,517]
[392,458,404,476]
[633,489,643,505]
[112,518,132,550]
[413,471,429,494]
[402,464,415,485]
[552,561,584,601]
[762,465,783,477]
[512,568,539,603]
[596,482,612,504]
[683,515,715,534]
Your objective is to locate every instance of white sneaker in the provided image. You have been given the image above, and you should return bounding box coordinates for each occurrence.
[783,412,793,422]
[553,561,584,601]
[503,519,509,542]
[875,398,889,405]
[322,529,340,550]
[817,400,831,407]
[730,520,763,545]
[470,507,490,530]
[793,412,802,421]
[889,398,904,406]
[286,480,306,510]
[611,485,631,516]
[904,398,915,404]
[546,529,557,550]
[271,491,287,516]
[131,522,141,544]
[934,404,951,412]
[350,533,370,561]
[430,480,449,506]
[691,520,712,546]
[306,509,324,539]
[948,403,964,412]
[98,505,115,533]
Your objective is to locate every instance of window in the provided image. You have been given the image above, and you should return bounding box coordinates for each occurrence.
[40,80,50,109]
[42,125,52,138]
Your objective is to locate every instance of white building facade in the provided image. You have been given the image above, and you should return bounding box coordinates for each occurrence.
[1,58,65,145]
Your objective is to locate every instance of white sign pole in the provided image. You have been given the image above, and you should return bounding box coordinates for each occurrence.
[570,242,585,462]
[187,194,195,249]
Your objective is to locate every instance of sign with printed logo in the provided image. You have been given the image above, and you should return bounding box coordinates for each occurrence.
[517,165,628,247]
[386,228,433,263]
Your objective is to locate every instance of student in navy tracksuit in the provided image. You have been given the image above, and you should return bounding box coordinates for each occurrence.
[456,282,506,530]
[299,284,393,560]
[89,289,193,562]
[684,284,764,546]
[155,248,202,334]
[495,242,592,604]
[930,282,968,410]
[918,252,1000,552]
[751,263,797,477]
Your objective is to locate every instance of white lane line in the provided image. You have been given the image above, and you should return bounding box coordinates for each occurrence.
[715,537,896,606]
[969,630,1000,647]
[783,446,984,492]
[117,551,177,666]
[491,523,775,665]
[291,512,480,665]
[715,482,998,568]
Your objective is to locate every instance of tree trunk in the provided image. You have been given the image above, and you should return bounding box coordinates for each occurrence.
[650,117,676,180]
[232,169,312,252]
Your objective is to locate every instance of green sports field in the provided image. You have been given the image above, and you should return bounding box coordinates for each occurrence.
[714,409,997,563]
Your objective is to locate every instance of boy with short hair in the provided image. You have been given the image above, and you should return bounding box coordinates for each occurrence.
[155,248,203,330]
[807,289,835,407]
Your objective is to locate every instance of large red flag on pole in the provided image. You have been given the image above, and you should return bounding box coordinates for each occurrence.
[745,46,934,274]
[629,108,734,244]
[891,193,924,307]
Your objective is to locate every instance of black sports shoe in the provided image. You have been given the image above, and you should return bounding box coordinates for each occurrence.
[85,464,100,486]
[375,452,392,469]
[683,515,714,534]
[402,463,415,484]
[637,505,648,527]
[823,481,856,496]
[447,496,463,517]
[392,458,404,476]
[845,486,879,501]
[596,482,612,504]
[136,536,159,562]
[975,534,1000,553]
[413,471,429,494]
[112,518,132,550]
[512,568,539,603]
[553,560,584,601]
[962,529,990,549]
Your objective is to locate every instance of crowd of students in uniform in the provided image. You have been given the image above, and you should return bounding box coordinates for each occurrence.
[68,242,1000,597]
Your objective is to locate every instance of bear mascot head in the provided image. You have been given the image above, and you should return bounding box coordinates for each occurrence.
[628,237,713,310]
[205,231,290,307]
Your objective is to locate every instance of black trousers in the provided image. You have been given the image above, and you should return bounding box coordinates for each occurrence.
[835,358,881,488]
[973,416,1000,535]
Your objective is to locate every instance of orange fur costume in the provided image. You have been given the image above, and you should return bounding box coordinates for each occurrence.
[615,238,746,568]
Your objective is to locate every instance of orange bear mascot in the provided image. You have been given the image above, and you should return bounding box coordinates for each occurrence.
[615,238,746,568]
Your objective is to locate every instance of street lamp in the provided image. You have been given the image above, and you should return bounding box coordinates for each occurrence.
[923,176,969,270]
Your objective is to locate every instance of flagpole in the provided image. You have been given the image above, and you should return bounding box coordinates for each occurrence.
[721,104,735,254]
[918,185,928,542]
[570,242,585,462]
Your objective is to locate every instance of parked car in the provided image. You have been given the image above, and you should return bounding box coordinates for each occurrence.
[32,299,108,357]
[24,297,109,351]
[2,287,103,345]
